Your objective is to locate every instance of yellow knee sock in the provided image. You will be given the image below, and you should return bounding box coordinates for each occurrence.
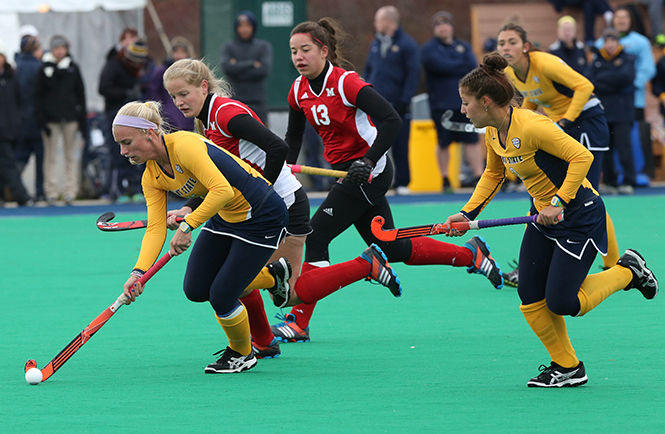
[577,266,633,316]
[215,305,252,356]
[245,267,275,291]
[603,212,620,268]
[546,308,577,363]
[520,299,579,368]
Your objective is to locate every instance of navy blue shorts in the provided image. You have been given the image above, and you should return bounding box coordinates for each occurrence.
[431,109,479,148]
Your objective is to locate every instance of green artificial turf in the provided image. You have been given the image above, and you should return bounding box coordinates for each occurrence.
[2,196,664,433]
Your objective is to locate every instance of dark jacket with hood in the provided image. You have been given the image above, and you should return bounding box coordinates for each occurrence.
[0,63,21,142]
[221,10,272,106]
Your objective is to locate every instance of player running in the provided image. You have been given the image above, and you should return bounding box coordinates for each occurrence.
[446,52,658,387]
[271,18,505,343]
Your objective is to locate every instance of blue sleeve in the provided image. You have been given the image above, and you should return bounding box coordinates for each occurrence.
[422,41,476,77]
[634,38,656,89]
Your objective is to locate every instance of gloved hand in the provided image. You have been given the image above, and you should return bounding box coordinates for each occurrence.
[41,125,52,137]
[557,118,572,129]
[346,157,375,185]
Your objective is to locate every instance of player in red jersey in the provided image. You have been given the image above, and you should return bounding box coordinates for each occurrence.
[162,59,402,357]
[271,18,505,343]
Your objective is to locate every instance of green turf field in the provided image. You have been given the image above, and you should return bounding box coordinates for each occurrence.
[2,195,664,433]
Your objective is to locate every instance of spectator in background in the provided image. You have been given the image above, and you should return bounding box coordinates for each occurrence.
[587,27,637,194]
[596,5,656,185]
[421,11,483,192]
[364,5,420,195]
[98,36,149,203]
[34,35,87,206]
[147,36,195,132]
[221,11,272,124]
[0,52,32,207]
[549,16,588,75]
[635,0,664,42]
[14,33,45,202]
[548,0,613,46]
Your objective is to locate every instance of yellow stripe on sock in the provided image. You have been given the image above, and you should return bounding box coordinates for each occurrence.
[520,299,579,368]
[215,306,252,356]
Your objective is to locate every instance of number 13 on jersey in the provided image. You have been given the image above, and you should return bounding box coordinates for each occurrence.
[310,104,330,125]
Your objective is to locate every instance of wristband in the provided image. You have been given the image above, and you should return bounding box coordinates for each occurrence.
[130,269,145,279]
[179,221,192,234]
[550,195,565,208]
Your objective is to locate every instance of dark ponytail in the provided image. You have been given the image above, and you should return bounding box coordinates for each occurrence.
[291,18,354,70]
[459,52,516,107]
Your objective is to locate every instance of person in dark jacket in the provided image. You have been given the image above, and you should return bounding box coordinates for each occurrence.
[98,36,148,202]
[587,27,637,194]
[14,34,45,201]
[221,11,272,124]
[146,36,195,132]
[0,53,32,207]
[422,11,483,192]
[34,35,87,206]
[364,6,420,195]
[549,16,588,75]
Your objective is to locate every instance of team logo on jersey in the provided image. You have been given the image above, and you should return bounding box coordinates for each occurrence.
[301,92,309,99]
[175,164,184,173]
[511,138,521,149]
[533,76,540,83]
[209,121,216,131]
[326,88,335,97]
[172,177,197,197]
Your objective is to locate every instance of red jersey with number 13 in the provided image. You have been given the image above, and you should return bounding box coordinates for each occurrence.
[288,65,377,165]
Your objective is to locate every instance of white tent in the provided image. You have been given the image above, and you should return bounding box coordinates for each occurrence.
[1,0,146,111]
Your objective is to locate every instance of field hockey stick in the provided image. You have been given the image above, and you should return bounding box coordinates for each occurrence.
[96,211,185,232]
[288,164,373,182]
[24,251,173,383]
[371,214,538,242]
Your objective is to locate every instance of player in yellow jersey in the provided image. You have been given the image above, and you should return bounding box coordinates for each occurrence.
[445,52,657,387]
[114,101,290,374]
[497,23,621,286]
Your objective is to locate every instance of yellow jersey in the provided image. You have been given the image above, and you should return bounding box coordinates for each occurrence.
[462,107,596,220]
[135,130,272,271]
[505,51,595,122]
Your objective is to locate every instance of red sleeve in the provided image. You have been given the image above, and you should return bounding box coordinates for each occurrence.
[212,100,253,135]
[342,72,371,106]
[287,80,302,111]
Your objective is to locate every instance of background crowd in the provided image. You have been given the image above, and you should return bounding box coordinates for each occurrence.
[1,1,665,206]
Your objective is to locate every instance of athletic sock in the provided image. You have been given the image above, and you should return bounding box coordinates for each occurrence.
[546,308,577,363]
[603,212,620,268]
[405,236,473,266]
[245,267,275,291]
[577,265,633,316]
[520,299,579,368]
[289,262,319,329]
[215,304,252,356]
[240,289,274,347]
[294,258,370,304]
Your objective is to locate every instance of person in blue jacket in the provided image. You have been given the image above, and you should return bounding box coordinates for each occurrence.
[421,11,483,192]
[364,5,419,195]
[596,5,655,185]
[587,27,637,194]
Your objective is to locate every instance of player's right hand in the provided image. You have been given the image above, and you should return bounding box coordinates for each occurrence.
[166,207,191,230]
[444,213,468,237]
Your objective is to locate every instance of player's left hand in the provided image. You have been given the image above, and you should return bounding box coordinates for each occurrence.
[170,230,192,256]
[346,158,375,185]
[537,205,564,226]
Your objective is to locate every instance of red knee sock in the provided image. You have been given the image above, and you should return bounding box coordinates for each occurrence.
[405,237,472,266]
[294,258,370,305]
[240,289,274,347]
[289,262,318,329]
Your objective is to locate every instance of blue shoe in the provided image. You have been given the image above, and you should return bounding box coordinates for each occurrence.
[270,313,310,343]
[464,236,503,289]
[360,244,403,297]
